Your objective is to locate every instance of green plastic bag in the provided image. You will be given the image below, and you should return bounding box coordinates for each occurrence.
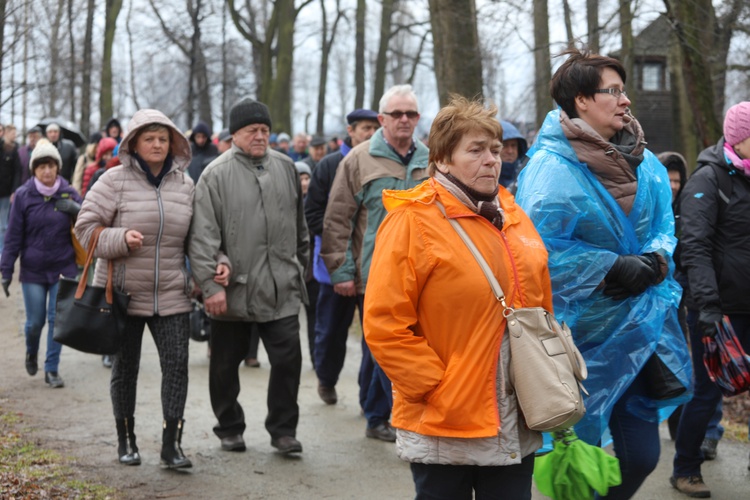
[534,429,621,500]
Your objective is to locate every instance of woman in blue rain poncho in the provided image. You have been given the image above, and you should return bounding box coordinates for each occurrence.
[515,48,692,500]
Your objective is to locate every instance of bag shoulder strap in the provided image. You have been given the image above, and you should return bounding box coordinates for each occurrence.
[435,201,507,304]
[708,163,733,213]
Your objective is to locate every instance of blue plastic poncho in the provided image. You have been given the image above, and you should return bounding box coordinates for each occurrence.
[515,109,693,445]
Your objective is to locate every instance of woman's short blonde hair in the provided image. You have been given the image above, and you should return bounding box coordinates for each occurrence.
[128,123,172,153]
[427,96,503,176]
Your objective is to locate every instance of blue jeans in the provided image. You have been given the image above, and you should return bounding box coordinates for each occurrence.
[598,372,661,499]
[0,196,10,255]
[22,281,62,373]
[673,312,750,478]
[704,400,724,441]
[410,455,535,500]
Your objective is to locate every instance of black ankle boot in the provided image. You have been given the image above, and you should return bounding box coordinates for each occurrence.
[115,417,141,465]
[161,419,192,469]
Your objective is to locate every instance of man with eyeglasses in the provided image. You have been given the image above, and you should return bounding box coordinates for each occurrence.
[189,97,309,457]
[321,84,429,442]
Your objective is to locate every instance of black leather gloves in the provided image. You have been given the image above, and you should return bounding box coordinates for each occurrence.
[55,198,81,216]
[698,308,723,337]
[2,278,10,297]
[603,254,659,300]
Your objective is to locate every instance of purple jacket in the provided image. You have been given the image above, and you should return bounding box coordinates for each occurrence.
[0,177,82,284]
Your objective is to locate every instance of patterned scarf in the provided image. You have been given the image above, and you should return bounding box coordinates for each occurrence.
[723,142,750,177]
[434,170,504,230]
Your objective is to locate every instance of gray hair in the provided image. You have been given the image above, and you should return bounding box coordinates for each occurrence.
[46,123,60,132]
[379,84,419,113]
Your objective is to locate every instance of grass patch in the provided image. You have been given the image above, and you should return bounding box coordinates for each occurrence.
[0,406,119,499]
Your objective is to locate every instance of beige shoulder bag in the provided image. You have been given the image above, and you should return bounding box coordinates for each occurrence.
[436,201,588,432]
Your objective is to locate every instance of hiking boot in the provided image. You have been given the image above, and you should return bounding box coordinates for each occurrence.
[25,353,38,376]
[317,384,338,405]
[366,422,396,442]
[700,438,718,460]
[670,475,711,498]
[271,436,303,455]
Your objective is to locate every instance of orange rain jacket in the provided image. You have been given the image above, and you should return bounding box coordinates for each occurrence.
[364,178,554,438]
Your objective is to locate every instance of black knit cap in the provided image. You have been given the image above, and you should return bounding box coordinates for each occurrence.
[229,98,272,134]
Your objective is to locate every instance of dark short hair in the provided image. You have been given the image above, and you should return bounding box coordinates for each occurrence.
[550,47,627,118]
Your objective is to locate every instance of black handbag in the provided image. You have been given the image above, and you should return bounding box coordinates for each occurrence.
[54,226,130,355]
[642,352,687,400]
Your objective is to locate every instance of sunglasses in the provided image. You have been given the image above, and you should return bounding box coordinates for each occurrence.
[382,110,419,120]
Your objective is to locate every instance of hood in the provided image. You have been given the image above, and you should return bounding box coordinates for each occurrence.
[500,120,528,158]
[696,136,729,173]
[118,109,192,173]
[657,151,688,189]
[190,121,212,143]
[105,117,122,137]
[95,137,118,163]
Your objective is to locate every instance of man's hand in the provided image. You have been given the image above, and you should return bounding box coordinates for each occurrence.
[205,290,227,316]
[333,280,356,297]
[698,309,723,338]
[213,263,231,287]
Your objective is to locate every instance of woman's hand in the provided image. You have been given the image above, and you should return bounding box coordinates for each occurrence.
[205,290,227,316]
[213,263,231,287]
[125,230,144,251]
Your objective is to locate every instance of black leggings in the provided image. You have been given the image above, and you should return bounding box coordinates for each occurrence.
[110,313,190,420]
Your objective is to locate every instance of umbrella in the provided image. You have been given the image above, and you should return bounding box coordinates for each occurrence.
[534,428,621,500]
[36,117,87,147]
[703,315,750,397]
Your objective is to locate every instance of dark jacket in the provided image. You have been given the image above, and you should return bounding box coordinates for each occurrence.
[187,122,219,182]
[0,177,82,284]
[679,137,750,313]
[304,145,347,236]
[54,138,79,182]
[0,139,21,197]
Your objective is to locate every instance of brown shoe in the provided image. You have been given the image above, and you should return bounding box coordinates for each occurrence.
[670,476,711,498]
[220,434,246,452]
[271,435,303,454]
[244,357,261,368]
[366,422,396,442]
[317,384,338,405]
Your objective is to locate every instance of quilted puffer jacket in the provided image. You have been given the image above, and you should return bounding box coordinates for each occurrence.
[75,109,194,317]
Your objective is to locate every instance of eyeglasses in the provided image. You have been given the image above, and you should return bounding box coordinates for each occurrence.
[382,110,419,120]
[594,88,628,99]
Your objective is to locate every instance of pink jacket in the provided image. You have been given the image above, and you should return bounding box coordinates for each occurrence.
[75,109,194,317]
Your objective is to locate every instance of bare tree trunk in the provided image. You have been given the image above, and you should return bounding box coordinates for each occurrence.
[67,0,76,121]
[0,0,6,103]
[586,0,599,52]
[371,0,396,110]
[354,0,366,109]
[429,0,483,105]
[562,0,574,47]
[663,0,722,148]
[270,0,295,133]
[49,0,67,117]
[533,0,552,128]
[316,0,343,134]
[101,0,123,127]
[618,0,636,115]
[125,0,140,110]
[80,0,95,138]
[221,0,228,126]
[710,0,744,118]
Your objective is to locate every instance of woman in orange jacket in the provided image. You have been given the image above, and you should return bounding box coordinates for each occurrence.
[364,97,553,499]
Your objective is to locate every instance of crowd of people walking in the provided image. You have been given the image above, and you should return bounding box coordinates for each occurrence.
[1,46,749,499]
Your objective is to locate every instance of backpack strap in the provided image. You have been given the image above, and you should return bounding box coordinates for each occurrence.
[708,163,734,213]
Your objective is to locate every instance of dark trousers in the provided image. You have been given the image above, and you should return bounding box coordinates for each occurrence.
[209,315,302,439]
[361,323,393,427]
[313,283,359,387]
[410,455,535,500]
[305,279,320,366]
[598,372,661,499]
[111,313,190,420]
[673,312,750,478]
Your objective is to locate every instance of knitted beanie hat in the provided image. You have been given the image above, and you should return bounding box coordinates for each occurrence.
[29,138,62,173]
[723,101,750,146]
[229,98,272,134]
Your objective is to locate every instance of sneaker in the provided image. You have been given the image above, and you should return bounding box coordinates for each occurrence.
[700,438,718,460]
[317,383,338,405]
[102,355,113,368]
[670,475,711,498]
[25,353,38,376]
[44,372,65,389]
[366,422,396,442]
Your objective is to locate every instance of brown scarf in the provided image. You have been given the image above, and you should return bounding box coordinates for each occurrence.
[434,170,504,230]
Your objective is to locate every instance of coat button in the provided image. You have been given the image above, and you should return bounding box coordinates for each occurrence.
[510,452,517,459]
[510,320,516,326]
